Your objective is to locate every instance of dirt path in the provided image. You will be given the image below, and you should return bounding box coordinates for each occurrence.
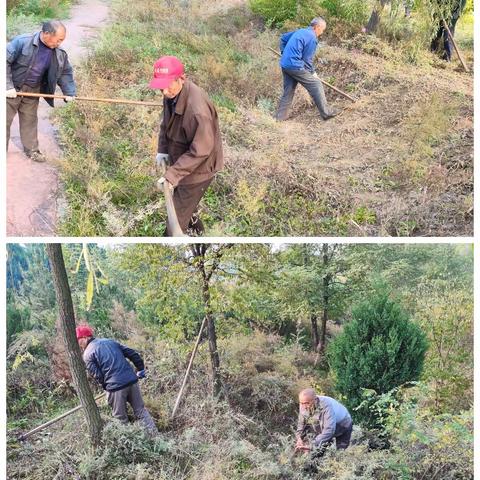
[6,0,109,236]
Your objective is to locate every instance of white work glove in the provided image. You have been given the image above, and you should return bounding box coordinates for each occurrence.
[156,176,174,192]
[155,152,170,169]
[6,88,17,99]
[64,95,75,103]
[312,72,319,78]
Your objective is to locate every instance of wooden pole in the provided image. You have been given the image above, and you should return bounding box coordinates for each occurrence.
[442,19,469,73]
[171,316,208,420]
[268,46,358,102]
[156,162,185,237]
[16,91,163,107]
[18,393,106,441]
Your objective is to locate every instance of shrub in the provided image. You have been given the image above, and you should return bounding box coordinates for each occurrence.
[249,0,369,27]
[320,0,370,25]
[385,386,473,479]
[6,0,72,39]
[78,421,172,479]
[7,303,31,346]
[328,289,428,427]
[249,0,297,27]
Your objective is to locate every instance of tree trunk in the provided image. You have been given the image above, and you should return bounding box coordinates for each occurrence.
[46,244,103,447]
[366,0,389,33]
[319,244,331,353]
[319,281,329,353]
[202,272,222,398]
[311,314,320,351]
[192,244,223,398]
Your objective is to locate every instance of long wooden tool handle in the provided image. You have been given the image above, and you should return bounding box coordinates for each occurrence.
[164,185,185,237]
[171,316,208,420]
[18,392,106,441]
[267,46,357,102]
[442,19,469,73]
[16,91,163,107]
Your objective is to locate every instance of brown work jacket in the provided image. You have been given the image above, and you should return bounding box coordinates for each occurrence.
[159,79,224,187]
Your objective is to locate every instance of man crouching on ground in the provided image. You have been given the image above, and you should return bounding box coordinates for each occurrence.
[295,388,353,457]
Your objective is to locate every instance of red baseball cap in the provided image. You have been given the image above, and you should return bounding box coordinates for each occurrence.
[149,56,185,89]
[76,325,94,339]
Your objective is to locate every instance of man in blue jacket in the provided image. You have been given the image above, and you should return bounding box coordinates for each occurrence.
[76,325,158,435]
[6,20,76,162]
[276,17,338,121]
[295,388,353,455]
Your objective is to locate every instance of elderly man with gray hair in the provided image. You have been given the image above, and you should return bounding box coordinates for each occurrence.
[6,20,76,162]
[295,388,353,457]
[276,17,338,121]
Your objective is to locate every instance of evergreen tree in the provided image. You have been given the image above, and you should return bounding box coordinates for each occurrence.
[328,289,428,426]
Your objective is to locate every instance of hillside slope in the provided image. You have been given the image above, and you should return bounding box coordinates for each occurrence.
[55,0,473,236]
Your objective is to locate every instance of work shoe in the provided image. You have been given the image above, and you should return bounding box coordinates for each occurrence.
[187,213,205,236]
[323,108,340,120]
[25,149,46,163]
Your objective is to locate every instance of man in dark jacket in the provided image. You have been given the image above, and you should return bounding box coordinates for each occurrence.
[76,325,157,435]
[6,20,76,162]
[295,388,353,455]
[431,0,467,62]
[149,55,224,236]
[276,17,338,122]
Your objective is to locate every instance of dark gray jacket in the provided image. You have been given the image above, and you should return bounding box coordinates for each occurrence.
[296,395,352,446]
[83,338,144,392]
[7,31,76,107]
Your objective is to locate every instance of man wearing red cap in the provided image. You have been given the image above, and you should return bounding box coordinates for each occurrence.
[76,325,157,435]
[150,56,224,236]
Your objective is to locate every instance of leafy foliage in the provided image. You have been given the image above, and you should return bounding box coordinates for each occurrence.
[6,0,72,39]
[328,289,428,427]
[249,0,297,26]
[6,244,473,478]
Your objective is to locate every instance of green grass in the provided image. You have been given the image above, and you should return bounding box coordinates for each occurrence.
[7,0,72,39]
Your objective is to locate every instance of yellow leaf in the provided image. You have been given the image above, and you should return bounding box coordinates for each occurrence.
[83,244,91,272]
[72,249,83,274]
[86,270,94,310]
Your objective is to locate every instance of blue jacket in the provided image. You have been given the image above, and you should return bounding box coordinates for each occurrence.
[6,31,76,107]
[296,395,352,446]
[83,338,144,392]
[279,27,318,73]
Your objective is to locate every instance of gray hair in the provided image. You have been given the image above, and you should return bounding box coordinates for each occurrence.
[310,17,326,27]
[299,388,317,399]
[42,20,66,34]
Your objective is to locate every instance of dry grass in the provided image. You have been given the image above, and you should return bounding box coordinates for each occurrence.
[54,0,473,236]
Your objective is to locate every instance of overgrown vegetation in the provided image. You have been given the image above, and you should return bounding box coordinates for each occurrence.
[49,0,472,236]
[6,0,72,39]
[328,290,428,428]
[6,243,473,478]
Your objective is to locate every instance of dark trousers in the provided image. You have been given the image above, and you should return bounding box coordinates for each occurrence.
[167,177,213,236]
[276,68,330,121]
[6,85,41,152]
[301,417,353,451]
[335,417,353,449]
[431,16,460,61]
[106,382,158,435]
